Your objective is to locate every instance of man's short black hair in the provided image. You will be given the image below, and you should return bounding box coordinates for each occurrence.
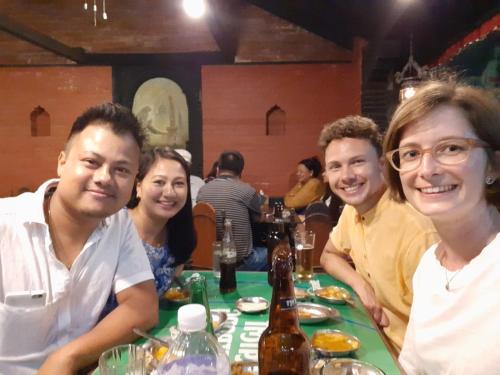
[67,102,145,150]
[218,150,244,176]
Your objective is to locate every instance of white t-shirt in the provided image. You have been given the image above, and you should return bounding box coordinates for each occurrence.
[399,233,500,375]
[0,179,154,374]
[190,175,205,207]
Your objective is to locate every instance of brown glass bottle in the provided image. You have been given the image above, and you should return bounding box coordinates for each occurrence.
[258,243,311,375]
[266,221,287,286]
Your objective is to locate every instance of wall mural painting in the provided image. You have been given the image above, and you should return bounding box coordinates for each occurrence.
[447,30,499,100]
[132,77,189,148]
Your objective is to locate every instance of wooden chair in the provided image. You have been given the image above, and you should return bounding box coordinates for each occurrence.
[191,202,216,269]
[304,207,333,272]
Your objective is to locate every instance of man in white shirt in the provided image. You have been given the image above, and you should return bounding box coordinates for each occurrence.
[175,148,205,206]
[0,103,158,374]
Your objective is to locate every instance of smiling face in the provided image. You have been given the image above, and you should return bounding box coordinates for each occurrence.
[296,163,313,184]
[398,104,491,222]
[136,158,188,222]
[324,137,386,214]
[55,123,140,220]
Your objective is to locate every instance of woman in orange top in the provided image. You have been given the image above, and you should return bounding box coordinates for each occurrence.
[284,156,325,213]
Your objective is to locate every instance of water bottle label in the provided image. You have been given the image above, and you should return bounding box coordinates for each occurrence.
[279,298,296,310]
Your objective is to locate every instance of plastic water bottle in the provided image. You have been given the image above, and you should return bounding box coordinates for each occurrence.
[158,304,230,375]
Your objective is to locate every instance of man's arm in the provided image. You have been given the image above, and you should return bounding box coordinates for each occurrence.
[38,280,158,375]
[320,239,389,327]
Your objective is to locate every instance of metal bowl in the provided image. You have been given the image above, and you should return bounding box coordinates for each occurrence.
[312,286,352,305]
[231,361,259,375]
[297,303,340,324]
[322,359,385,375]
[311,329,361,357]
[294,287,310,301]
[235,297,269,314]
[211,310,228,332]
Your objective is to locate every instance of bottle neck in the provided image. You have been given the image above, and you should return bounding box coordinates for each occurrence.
[268,244,299,327]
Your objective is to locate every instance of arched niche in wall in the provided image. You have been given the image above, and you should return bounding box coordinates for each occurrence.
[266,105,286,136]
[30,106,51,136]
[132,77,189,148]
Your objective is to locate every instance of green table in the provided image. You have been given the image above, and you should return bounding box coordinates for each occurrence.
[153,271,401,375]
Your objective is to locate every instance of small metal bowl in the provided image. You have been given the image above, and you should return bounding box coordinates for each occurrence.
[236,297,269,314]
[211,311,228,332]
[311,329,361,357]
[297,303,340,324]
[160,287,190,309]
[231,361,259,374]
[322,359,385,375]
[294,287,310,301]
[312,286,352,305]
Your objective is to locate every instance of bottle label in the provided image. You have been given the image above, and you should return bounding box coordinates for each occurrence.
[279,298,296,310]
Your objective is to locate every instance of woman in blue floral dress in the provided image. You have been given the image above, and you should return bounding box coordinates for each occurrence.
[128,147,196,295]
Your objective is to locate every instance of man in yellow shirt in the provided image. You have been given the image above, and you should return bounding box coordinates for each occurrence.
[318,115,438,352]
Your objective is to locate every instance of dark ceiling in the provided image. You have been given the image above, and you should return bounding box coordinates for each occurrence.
[0,0,498,71]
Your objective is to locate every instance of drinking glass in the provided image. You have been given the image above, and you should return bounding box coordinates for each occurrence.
[212,241,222,279]
[99,344,146,375]
[294,230,315,281]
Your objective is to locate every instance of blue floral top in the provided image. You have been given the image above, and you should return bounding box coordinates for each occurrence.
[143,241,177,296]
[100,240,177,318]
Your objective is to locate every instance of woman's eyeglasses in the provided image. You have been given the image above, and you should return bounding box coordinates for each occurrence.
[386,138,489,172]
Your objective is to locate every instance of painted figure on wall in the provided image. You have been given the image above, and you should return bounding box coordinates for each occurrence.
[132,77,189,148]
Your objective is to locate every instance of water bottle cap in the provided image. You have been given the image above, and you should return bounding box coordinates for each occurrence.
[177,304,207,332]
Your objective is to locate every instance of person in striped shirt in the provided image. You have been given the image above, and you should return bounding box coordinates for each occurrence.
[197,150,267,271]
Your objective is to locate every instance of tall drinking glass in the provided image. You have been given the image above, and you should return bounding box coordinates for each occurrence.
[99,344,146,375]
[212,241,222,279]
[294,230,315,281]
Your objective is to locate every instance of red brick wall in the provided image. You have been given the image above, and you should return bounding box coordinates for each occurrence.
[0,66,112,197]
[201,62,362,197]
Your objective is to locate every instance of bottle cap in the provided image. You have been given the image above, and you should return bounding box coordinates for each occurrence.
[177,304,207,332]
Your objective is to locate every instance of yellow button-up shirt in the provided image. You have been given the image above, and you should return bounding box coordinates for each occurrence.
[329,190,438,351]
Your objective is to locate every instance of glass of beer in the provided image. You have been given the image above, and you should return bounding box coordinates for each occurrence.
[294,230,315,281]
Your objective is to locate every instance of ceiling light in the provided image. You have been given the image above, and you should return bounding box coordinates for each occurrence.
[183,0,206,19]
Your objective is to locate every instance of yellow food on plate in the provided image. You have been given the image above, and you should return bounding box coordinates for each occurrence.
[312,332,359,352]
[298,310,313,320]
[152,345,169,361]
[316,286,349,300]
[163,288,188,301]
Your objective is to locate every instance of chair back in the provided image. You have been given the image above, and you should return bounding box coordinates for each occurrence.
[304,206,333,270]
[192,202,216,269]
[304,201,330,217]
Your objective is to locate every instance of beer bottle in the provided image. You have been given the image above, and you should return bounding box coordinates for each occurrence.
[258,243,311,375]
[274,202,283,220]
[188,273,215,336]
[219,218,237,294]
[266,220,287,286]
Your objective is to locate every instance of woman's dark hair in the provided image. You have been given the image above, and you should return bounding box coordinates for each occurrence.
[128,147,196,265]
[299,156,322,178]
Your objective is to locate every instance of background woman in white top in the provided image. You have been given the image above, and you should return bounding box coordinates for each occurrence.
[384,81,500,374]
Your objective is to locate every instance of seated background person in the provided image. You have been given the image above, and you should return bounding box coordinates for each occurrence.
[284,156,325,213]
[175,148,205,207]
[197,150,267,271]
[0,103,157,374]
